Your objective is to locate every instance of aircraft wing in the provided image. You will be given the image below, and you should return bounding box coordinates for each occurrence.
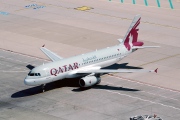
[40,45,63,61]
[70,67,158,74]
[132,46,160,49]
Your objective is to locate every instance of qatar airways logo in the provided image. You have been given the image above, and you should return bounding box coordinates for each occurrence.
[124,18,140,51]
[82,55,97,62]
[50,62,79,76]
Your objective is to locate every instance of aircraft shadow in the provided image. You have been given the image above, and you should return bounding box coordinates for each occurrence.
[11,63,141,98]
[72,85,140,92]
[11,78,80,98]
[103,63,142,70]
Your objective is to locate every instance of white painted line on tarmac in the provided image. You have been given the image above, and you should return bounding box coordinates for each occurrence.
[0,56,5,58]
[11,52,49,61]
[5,64,12,67]
[15,59,32,64]
[0,55,37,66]
[106,90,180,111]
[1,49,49,62]
[102,81,179,101]
[0,63,9,66]
[140,91,179,101]
[6,58,13,60]
[14,67,22,70]
[107,74,180,94]
[0,63,26,70]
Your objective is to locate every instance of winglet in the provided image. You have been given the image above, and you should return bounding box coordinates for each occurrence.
[155,68,158,73]
[42,44,45,47]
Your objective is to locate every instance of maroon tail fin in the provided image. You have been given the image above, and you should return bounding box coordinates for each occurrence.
[122,15,144,50]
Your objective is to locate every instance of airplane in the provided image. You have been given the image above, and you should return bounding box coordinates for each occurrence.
[24,15,159,90]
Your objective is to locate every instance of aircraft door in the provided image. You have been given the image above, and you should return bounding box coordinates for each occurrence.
[45,68,54,82]
[45,68,50,76]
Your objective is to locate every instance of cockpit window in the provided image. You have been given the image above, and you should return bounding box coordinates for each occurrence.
[28,73,41,76]
[29,73,34,76]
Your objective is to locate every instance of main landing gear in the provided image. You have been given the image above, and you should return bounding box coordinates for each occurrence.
[41,84,46,92]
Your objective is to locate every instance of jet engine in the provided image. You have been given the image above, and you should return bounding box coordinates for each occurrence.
[79,76,101,87]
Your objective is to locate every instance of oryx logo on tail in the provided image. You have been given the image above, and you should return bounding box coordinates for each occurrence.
[122,15,143,51]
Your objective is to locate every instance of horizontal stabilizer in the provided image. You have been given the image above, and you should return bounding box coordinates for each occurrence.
[117,39,123,43]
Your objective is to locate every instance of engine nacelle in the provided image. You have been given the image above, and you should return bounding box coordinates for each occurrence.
[79,76,101,87]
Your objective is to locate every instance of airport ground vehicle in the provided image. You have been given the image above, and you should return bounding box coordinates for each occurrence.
[130,115,163,120]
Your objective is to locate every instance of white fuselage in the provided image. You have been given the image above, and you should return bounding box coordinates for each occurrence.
[24,44,132,86]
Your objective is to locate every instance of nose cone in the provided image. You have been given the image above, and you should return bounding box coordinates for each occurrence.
[24,78,30,85]
[24,78,35,86]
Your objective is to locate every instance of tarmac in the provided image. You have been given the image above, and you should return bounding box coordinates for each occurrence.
[0,0,180,120]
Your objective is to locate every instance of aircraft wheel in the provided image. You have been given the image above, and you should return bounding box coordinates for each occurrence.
[41,84,46,92]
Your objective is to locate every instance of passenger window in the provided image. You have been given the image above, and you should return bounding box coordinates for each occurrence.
[35,73,38,76]
[38,73,41,76]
